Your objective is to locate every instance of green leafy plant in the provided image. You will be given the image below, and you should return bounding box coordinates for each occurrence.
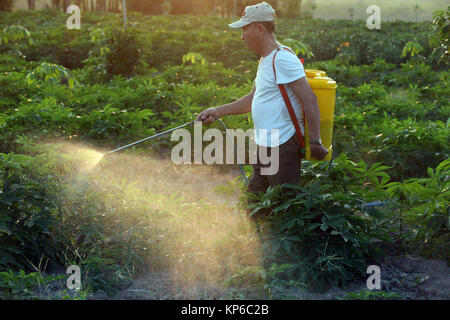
[429,7,449,65]
[247,154,391,292]
[0,153,59,270]
[280,38,315,59]
[369,117,448,180]
[0,25,33,58]
[401,41,424,60]
[26,62,80,89]
[224,263,304,299]
[182,52,208,66]
[1,25,32,46]
[105,29,142,77]
[386,159,450,260]
[0,269,64,300]
[341,290,403,300]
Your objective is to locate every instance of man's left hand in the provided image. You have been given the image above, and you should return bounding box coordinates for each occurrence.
[310,144,329,160]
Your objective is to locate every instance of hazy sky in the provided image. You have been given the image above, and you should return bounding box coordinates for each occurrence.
[311,0,448,21]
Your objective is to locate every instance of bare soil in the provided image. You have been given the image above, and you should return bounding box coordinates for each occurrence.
[88,254,450,300]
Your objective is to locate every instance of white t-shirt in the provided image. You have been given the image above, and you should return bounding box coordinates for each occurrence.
[251,45,306,147]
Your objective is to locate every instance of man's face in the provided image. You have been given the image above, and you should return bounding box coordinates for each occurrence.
[241,23,261,52]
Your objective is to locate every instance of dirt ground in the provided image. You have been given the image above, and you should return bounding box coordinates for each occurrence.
[88,254,449,300]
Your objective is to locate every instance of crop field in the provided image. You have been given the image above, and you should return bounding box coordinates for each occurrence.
[0,6,448,302]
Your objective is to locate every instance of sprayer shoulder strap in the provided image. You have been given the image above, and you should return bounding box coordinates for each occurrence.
[272,47,306,153]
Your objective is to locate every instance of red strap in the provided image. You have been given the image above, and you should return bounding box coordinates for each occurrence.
[272,48,306,152]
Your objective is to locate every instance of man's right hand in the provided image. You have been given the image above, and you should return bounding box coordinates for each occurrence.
[310,143,329,160]
[196,107,221,125]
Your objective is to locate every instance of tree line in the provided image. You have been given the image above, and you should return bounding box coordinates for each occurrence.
[0,0,304,18]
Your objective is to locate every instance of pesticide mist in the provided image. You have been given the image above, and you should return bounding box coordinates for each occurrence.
[40,141,262,294]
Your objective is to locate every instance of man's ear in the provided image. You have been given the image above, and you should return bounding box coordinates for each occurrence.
[255,23,265,34]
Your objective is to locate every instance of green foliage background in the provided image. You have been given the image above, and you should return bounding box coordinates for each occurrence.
[0,9,448,299]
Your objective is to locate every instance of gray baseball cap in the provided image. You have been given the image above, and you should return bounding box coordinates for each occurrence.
[228,2,275,29]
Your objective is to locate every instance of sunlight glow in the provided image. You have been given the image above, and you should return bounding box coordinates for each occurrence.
[41,142,261,293]
[61,144,105,173]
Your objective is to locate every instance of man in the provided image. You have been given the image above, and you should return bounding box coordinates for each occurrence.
[196,2,328,199]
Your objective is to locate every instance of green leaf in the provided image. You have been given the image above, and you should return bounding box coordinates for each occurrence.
[286,236,301,241]
[282,240,292,254]
[307,223,320,231]
[282,219,296,230]
[296,219,304,227]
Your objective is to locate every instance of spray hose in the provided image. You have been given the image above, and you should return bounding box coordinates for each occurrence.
[105,118,390,208]
[104,117,346,187]
[105,121,196,154]
[105,117,249,183]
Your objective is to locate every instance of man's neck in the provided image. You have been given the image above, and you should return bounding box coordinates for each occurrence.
[259,35,279,58]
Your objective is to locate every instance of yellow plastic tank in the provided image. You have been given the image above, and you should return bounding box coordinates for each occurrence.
[304,69,337,161]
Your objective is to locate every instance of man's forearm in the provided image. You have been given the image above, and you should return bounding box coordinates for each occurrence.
[217,92,253,116]
[286,78,322,141]
[302,96,321,141]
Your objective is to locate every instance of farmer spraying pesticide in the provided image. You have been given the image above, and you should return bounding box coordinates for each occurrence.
[196,2,329,204]
[102,1,336,221]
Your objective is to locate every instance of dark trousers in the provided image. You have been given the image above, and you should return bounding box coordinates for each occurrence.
[246,133,302,207]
